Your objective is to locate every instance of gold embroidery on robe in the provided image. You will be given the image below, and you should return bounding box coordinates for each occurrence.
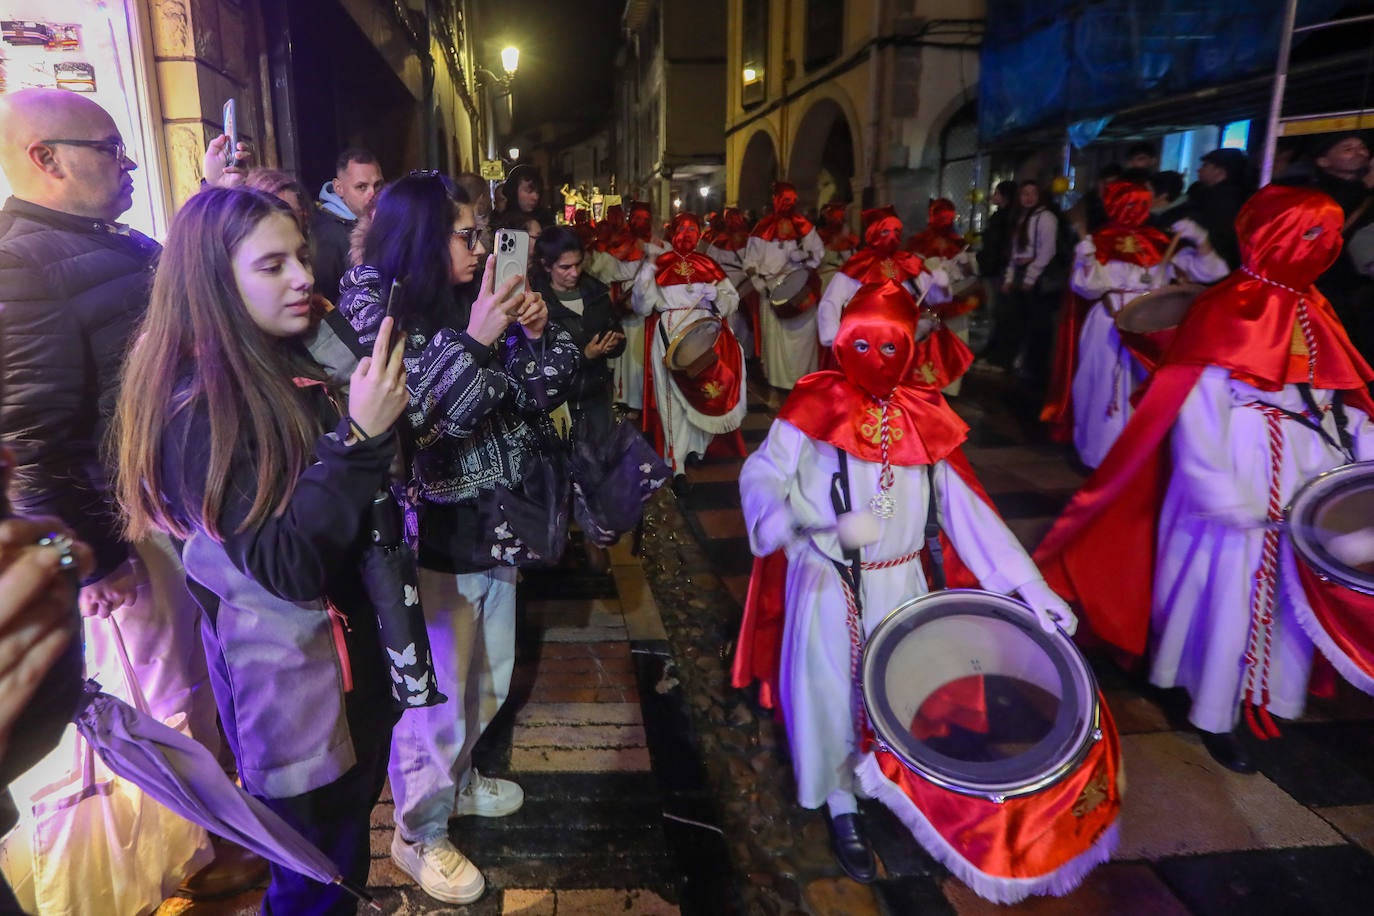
[859,405,905,445]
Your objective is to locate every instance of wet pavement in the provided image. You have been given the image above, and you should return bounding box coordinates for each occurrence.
[158,368,1374,914]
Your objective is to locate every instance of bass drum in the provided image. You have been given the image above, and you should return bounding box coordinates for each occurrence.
[857,589,1122,904]
[1287,462,1374,696]
[663,314,723,378]
[769,268,821,319]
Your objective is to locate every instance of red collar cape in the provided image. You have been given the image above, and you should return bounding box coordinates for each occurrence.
[906,228,967,260]
[777,374,968,466]
[752,212,815,242]
[605,230,652,262]
[1091,224,1169,267]
[708,230,751,252]
[654,249,727,286]
[841,247,925,284]
[1033,278,1374,657]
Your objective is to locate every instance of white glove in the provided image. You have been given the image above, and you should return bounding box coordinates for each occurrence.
[701,283,718,302]
[787,247,807,264]
[1171,218,1208,245]
[1074,237,1097,260]
[1016,578,1078,636]
[927,268,950,289]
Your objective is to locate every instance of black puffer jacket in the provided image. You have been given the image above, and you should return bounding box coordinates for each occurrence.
[533,272,625,403]
[0,197,160,581]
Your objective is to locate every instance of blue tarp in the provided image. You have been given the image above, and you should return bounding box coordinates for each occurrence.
[979,0,1349,141]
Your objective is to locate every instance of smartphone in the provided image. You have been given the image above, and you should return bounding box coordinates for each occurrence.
[383,278,404,329]
[492,229,529,298]
[221,98,238,169]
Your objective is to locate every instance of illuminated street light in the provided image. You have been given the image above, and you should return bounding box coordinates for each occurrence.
[743,67,757,82]
[508,147,520,160]
[501,46,520,76]
[673,197,683,209]
[699,186,710,199]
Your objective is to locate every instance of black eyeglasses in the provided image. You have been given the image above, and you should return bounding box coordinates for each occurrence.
[451,228,481,251]
[40,138,128,162]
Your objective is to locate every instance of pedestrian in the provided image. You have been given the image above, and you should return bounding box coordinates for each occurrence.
[312,148,384,303]
[743,182,826,390]
[0,87,263,900]
[338,173,581,905]
[977,180,1017,365]
[1000,180,1061,388]
[113,186,409,913]
[737,278,1075,882]
[1174,148,1252,269]
[1036,185,1374,774]
[495,163,555,231]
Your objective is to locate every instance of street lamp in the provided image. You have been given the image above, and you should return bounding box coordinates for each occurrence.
[477,45,520,200]
[673,197,683,210]
[501,46,520,76]
[508,147,520,160]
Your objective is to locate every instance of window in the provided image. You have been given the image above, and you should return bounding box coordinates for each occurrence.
[804,0,843,70]
[1221,120,1251,151]
[741,0,768,108]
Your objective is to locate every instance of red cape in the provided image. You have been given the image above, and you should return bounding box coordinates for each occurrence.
[1039,290,1092,443]
[841,248,925,284]
[654,249,727,285]
[906,229,967,260]
[753,213,815,242]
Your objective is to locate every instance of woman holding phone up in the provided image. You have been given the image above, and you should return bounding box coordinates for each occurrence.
[113,187,410,913]
[337,173,581,905]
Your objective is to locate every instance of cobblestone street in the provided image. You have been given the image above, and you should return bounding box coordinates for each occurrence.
[159,370,1374,915]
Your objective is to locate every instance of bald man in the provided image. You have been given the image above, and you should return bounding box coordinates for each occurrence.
[0,89,264,899]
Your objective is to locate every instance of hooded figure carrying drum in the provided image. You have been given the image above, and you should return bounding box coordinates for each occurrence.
[742,182,826,390]
[635,212,747,477]
[1051,180,1228,467]
[1037,185,1374,773]
[734,280,1078,887]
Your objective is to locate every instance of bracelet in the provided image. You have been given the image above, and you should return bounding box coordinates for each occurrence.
[344,417,374,443]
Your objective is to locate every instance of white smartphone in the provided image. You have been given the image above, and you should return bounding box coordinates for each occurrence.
[222,98,238,168]
[492,229,529,297]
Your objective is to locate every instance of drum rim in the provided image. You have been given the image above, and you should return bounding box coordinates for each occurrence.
[1114,283,1206,334]
[770,269,812,305]
[663,314,722,370]
[861,589,1100,800]
[1288,460,1374,597]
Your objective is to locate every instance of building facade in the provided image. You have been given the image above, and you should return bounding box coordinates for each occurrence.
[612,0,728,220]
[724,0,983,230]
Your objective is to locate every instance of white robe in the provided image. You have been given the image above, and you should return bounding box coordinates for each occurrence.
[741,420,1045,808]
[743,230,826,389]
[635,274,746,473]
[816,270,951,348]
[1152,367,1374,732]
[586,241,667,410]
[1069,242,1229,468]
[706,243,754,357]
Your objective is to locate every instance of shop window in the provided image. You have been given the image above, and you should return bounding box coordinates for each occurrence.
[1221,120,1251,151]
[804,0,843,71]
[741,0,767,108]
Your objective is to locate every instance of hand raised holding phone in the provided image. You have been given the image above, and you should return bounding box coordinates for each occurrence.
[467,259,526,346]
[348,316,409,438]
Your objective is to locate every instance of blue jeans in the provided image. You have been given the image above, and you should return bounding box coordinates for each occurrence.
[389,566,517,843]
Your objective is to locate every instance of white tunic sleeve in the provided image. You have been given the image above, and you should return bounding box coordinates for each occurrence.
[740,421,806,557]
[742,236,766,274]
[1172,245,1231,284]
[800,228,825,269]
[934,460,1044,593]
[1070,240,1114,300]
[817,272,860,346]
[631,259,661,316]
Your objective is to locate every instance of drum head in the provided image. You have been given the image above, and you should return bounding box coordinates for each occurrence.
[1116,284,1205,334]
[1289,462,1374,595]
[771,269,809,304]
[862,589,1099,799]
[664,316,722,371]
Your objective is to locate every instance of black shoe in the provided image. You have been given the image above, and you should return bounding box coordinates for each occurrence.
[827,812,877,884]
[1200,729,1255,774]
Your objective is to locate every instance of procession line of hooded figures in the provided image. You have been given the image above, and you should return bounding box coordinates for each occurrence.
[722,180,1374,902]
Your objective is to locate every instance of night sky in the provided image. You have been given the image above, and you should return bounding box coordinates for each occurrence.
[476,0,623,135]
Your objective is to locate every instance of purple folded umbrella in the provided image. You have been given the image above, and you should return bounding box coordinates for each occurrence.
[74,685,379,910]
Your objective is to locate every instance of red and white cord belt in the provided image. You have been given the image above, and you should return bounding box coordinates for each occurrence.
[1242,402,1287,739]
[837,548,924,740]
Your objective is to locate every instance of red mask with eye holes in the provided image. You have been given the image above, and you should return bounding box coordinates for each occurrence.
[834,280,918,399]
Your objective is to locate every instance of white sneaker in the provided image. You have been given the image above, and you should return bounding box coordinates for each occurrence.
[454,768,524,817]
[390,832,484,904]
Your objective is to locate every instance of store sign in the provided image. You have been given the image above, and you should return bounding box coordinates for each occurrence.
[480,158,505,181]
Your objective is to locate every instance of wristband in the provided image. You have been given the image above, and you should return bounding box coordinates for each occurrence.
[338,416,375,443]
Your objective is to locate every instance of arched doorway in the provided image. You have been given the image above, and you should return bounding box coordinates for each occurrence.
[737,129,778,218]
[787,98,855,212]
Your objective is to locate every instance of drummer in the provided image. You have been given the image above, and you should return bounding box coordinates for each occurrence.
[704,207,758,358]
[585,200,667,418]
[634,212,747,479]
[905,198,978,395]
[816,200,859,284]
[817,207,964,386]
[1036,185,1374,773]
[742,182,826,390]
[1065,180,1228,467]
[738,279,1076,883]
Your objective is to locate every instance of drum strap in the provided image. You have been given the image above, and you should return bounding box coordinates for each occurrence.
[925,465,947,591]
[1251,385,1354,463]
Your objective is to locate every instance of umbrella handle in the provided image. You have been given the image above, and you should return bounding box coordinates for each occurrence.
[333,877,381,911]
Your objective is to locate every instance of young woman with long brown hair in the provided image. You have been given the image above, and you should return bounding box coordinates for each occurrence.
[113,186,409,914]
